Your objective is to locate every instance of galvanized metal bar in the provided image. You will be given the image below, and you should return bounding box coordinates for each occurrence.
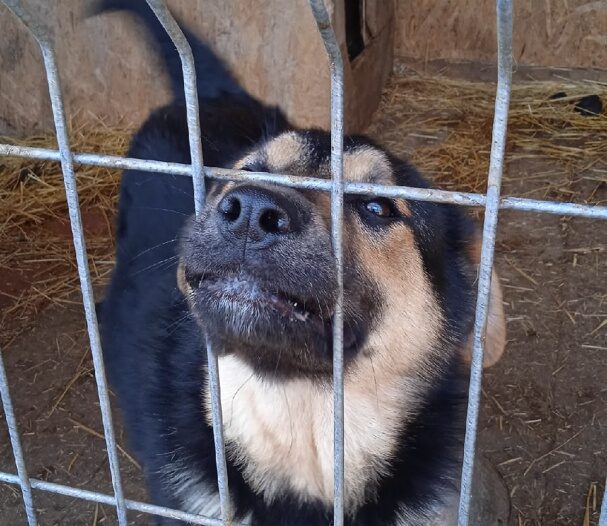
[501,196,607,219]
[0,472,250,526]
[600,483,607,526]
[2,142,606,216]
[457,1,513,525]
[0,1,129,523]
[205,339,231,518]
[0,348,37,525]
[144,0,205,214]
[143,2,231,521]
[307,1,345,524]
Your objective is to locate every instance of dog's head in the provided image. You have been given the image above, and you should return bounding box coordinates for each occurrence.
[179,130,503,380]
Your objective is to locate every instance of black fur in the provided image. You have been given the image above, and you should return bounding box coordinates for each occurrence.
[96,3,475,524]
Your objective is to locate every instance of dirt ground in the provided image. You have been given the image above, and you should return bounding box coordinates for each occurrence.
[1,62,606,525]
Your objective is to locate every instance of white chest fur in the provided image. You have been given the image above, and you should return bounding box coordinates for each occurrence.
[206,355,424,511]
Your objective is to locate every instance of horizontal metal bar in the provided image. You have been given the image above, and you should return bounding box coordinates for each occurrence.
[0,471,249,526]
[498,196,607,218]
[1,143,606,220]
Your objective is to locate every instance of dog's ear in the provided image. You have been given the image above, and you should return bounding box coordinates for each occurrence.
[177,263,189,296]
[462,234,507,369]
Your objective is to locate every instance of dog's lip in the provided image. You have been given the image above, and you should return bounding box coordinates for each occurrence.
[184,269,361,351]
[185,268,330,325]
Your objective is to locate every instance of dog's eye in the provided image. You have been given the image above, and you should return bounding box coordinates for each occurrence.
[362,198,397,218]
[240,160,268,173]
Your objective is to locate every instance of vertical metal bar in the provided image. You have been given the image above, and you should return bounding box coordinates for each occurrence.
[457,1,513,525]
[0,2,129,524]
[0,346,37,526]
[600,482,607,526]
[143,2,231,522]
[205,340,230,518]
[307,1,345,524]
[144,0,205,214]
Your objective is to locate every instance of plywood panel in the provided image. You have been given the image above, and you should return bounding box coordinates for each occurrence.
[394,0,607,69]
[0,0,393,135]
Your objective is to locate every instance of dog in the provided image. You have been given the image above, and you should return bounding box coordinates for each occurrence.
[94,2,506,524]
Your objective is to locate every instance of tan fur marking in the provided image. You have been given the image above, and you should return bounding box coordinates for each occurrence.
[176,263,188,296]
[343,147,392,184]
[343,147,411,215]
[207,355,425,511]
[348,218,444,377]
[393,198,411,217]
[234,154,256,170]
[264,132,306,171]
[311,191,333,229]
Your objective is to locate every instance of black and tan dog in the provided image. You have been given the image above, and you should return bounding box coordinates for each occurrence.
[95,3,505,525]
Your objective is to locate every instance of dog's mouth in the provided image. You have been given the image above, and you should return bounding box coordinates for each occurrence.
[184,267,361,354]
[185,267,329,330]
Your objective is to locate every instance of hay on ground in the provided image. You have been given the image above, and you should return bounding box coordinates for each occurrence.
[1,121,130,346]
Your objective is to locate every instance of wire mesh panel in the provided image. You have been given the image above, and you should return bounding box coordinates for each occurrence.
[0,0,606,525]
[1,1,128,524]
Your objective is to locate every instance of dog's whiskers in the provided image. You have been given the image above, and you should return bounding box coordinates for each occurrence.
[227,370,255,429]
[130,238,179,261]
[130,255,180,276]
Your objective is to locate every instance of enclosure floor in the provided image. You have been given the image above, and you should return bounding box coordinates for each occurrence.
[1,62,606,525]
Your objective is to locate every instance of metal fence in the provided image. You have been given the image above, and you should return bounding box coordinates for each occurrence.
[0,0,605,525]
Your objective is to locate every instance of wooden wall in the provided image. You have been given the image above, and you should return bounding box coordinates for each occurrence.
[394,0,607,69]
[0,0,393,135]
[2,1,606,136]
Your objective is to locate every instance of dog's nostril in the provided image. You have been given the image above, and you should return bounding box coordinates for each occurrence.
[218,195,241,222]
[259,209,290,234]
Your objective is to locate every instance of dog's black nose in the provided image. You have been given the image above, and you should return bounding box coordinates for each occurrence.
[217,185,303,244]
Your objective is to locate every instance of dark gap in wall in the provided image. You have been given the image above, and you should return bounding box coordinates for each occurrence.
[345,0,365,61]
